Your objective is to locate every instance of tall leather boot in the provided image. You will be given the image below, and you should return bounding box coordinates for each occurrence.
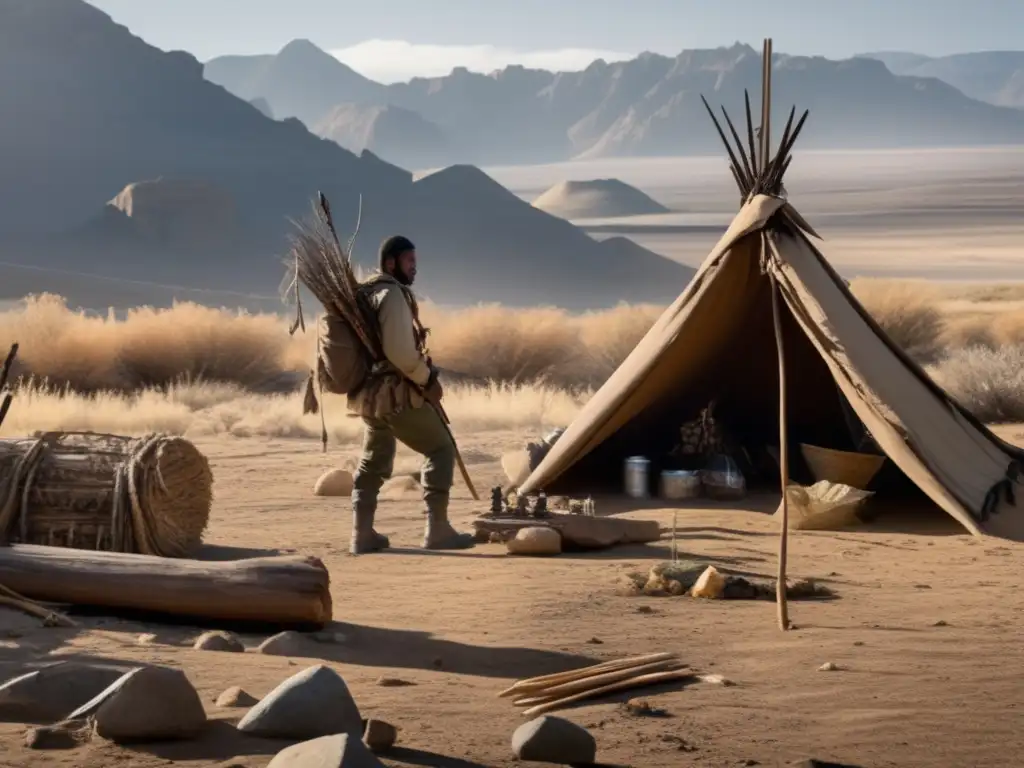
[422,489,475,550]
[350,500,390,555]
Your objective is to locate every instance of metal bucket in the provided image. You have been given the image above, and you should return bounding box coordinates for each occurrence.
[624,456,650,499]
[660,470,701,500]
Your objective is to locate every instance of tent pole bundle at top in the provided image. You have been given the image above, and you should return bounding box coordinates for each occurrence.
[516,37,1024,632]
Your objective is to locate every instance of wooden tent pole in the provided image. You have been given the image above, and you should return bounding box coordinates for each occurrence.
[769,263,791,631]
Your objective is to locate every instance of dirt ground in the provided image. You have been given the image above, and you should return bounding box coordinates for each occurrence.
[3,427,1024,768]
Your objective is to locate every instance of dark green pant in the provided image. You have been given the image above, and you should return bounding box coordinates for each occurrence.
[352,404,455,518]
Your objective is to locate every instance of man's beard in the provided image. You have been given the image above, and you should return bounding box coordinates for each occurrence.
[394,266,414,286]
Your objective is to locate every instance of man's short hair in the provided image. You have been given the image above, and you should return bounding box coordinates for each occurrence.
[379,235,415,271]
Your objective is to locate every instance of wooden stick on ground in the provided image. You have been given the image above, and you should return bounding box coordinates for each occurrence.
[510,658,685,703]
[521,668,695,718]
[498,652,679,698]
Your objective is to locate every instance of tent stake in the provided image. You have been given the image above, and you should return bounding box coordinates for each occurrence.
[769,260,791,631]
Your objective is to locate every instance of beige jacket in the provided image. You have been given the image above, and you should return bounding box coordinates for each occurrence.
[347,273,433,419]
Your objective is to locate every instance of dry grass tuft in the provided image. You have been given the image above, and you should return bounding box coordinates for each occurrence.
[929,345,1024,424]
[849,279,945,363]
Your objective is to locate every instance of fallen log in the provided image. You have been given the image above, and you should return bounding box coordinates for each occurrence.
[474,512,661,549]
[0,544,331,627]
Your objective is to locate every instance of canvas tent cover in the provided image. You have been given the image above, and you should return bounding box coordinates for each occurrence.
[518,195,1024,541]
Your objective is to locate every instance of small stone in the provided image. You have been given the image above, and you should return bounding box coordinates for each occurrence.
[237,665,363,741]
[363,719,398,752]
[621,698,668,717]
[697,673,734,686]
[194,631,244,653]
[817,662,838,672]
[68,666,206,743]
[511,715,597,764]
[24,720,91,750]
[375,677,415,688]
[586,637,604,645]
[216,686,258,708]
[789,761,865,768]
[933,620,949,627]
[853,641,865,647]
[636,605,655,615]
[137,633,157,646]
[313,469,355,497]
[258,631,310,657]
[267,733,384,767]
[0,661,132,723]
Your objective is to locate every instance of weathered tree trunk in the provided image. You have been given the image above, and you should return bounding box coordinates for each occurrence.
[0,544,332,627]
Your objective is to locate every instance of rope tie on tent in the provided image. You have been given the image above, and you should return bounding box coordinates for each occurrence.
[979,460,1020,522]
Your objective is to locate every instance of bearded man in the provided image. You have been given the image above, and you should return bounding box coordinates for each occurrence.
[347,235,476,554]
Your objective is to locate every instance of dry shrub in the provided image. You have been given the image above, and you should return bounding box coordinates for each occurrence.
[577,303,663,382]
[849,278,945,363]
[929,345,1024,423]
[0,294,296,392]
[423,304,581,385]
[940,313,997,350]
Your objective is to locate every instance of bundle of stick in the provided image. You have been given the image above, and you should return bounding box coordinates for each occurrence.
[498,652,691,717]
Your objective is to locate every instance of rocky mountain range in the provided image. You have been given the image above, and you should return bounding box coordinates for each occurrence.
[858,51,1024,108]
[206,40,1024,168]
[0,0,692,311]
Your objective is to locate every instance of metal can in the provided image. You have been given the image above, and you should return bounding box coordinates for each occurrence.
[624,456,650,499]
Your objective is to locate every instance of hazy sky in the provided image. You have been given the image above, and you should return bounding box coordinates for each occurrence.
[88,0,1023,83]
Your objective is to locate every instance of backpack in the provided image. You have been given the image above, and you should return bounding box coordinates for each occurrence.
[316,311,371,396]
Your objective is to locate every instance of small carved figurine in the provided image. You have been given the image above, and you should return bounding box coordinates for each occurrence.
[533,491,548,518]
[490,486,504,516]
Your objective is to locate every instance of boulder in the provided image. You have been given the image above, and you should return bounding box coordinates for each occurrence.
[511,715,597,764]
[237,665,362,740]
[258,630,310,657]
[215,686,258,708]
[314,469,354,497]
[506,526,562,556]
[68,666,207,743]
[193,630,245,652]
[363,718,397,752]
[267,733,384,767]
[0,661,131,723]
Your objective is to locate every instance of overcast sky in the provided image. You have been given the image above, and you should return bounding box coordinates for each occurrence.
[87,0,1024,83]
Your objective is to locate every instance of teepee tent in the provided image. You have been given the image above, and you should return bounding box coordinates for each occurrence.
[518,40,1024,546]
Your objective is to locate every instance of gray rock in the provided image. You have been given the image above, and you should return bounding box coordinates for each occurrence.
[0,661,131,723]
[237,664,362,740]
[194,630,244,653]
[68,665,207,743]
[215,686,258,708]
[511,715,597,764]
[790,761,864,768]
[258,630,310,657]
[268,733,384,767]
[363,719,397,753]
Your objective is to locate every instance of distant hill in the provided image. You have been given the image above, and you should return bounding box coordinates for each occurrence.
[313,104,451,170]
[0,0,691,311]
[206,41,1024,167]
[858,51,1024,108]
[533,179,671,220]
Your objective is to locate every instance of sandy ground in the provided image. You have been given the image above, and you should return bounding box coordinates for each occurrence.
[4,426,1024,767]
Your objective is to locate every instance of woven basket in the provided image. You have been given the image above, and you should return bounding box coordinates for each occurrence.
[799,443,885,490]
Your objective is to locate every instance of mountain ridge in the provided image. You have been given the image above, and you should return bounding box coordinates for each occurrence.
[205,40,1024,168]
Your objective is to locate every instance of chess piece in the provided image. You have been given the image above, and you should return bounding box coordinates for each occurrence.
[490,486,504,516]
[533,491,548,518]
[514,494,528,516]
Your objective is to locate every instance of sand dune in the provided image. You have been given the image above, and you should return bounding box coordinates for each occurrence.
[532,178,670,219]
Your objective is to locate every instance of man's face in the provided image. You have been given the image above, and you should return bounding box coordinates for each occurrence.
[390,249,417,285]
